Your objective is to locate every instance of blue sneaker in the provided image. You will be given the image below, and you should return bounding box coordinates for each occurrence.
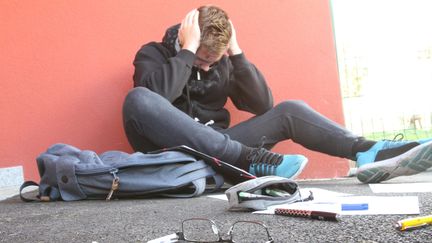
[357,140,432,183]
[247,148,308,179]
[356,134,432,167]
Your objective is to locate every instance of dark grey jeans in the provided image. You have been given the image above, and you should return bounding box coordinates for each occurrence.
[122,87,359,165]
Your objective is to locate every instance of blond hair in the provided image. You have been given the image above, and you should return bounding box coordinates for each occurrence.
[197,5,232,55]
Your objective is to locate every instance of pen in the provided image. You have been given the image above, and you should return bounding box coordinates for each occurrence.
[395,215,432,231]
[238,191,272,201]
[341,203,368,211]
[274,208,339,222]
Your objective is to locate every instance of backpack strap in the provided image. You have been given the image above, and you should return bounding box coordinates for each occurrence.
[20,181,61,202]
[161,161,224,198]
[207,173,224,193]
[20,181,41,202]
[175,173,225,197]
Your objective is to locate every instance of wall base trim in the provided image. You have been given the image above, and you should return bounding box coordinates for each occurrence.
[0,166,24,188]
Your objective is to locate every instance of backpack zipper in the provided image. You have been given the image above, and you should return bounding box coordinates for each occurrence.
[106,168,119,201]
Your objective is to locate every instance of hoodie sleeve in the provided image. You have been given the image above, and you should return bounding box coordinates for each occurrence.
[228,53,273,115]
[133,43,195,102]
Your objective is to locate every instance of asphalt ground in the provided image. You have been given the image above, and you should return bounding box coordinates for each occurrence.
[1,171,432,243]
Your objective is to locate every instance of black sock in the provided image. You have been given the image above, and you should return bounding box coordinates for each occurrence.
[352,137,376,156]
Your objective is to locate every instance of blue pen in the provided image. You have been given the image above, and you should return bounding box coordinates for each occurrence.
[341,203,368,211]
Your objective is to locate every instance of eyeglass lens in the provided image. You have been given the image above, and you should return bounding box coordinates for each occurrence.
[182,218,220,242]
[182,219,272,243]
[230,221,271,243]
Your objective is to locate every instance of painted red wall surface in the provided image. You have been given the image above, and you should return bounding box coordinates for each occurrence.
[0,0,348,181]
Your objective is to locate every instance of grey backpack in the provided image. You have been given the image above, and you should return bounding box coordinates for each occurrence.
[20,143,224,202]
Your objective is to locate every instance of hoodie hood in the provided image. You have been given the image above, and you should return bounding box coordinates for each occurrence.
[162,24,181,56]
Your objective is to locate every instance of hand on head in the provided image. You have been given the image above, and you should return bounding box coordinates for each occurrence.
[227,20,242,56]
[179,9,201,53]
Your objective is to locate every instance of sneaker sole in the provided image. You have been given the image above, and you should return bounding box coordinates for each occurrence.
[357,141,432,183]
[288,158,309,180]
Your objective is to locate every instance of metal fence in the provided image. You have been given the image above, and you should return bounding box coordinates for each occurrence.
[342,97,432,140]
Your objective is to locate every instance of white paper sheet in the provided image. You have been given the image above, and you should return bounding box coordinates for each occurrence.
[208,188,420,215]
[254,195,419,215]
[299,188,351,199]
[206,188,351,201]
[369,183,432,193]
[207,194,227,200]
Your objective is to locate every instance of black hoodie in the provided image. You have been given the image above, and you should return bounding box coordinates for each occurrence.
[132,24,273,129]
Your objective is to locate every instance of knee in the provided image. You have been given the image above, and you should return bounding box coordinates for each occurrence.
[274,100,310,114]
[124,87,155,107]
[123,87,157,117]
[125,86,151,102]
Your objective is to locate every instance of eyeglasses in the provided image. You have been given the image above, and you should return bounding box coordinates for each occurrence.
[176,218,274,243]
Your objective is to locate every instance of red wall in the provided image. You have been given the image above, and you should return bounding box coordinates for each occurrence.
[0,0,348,181]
